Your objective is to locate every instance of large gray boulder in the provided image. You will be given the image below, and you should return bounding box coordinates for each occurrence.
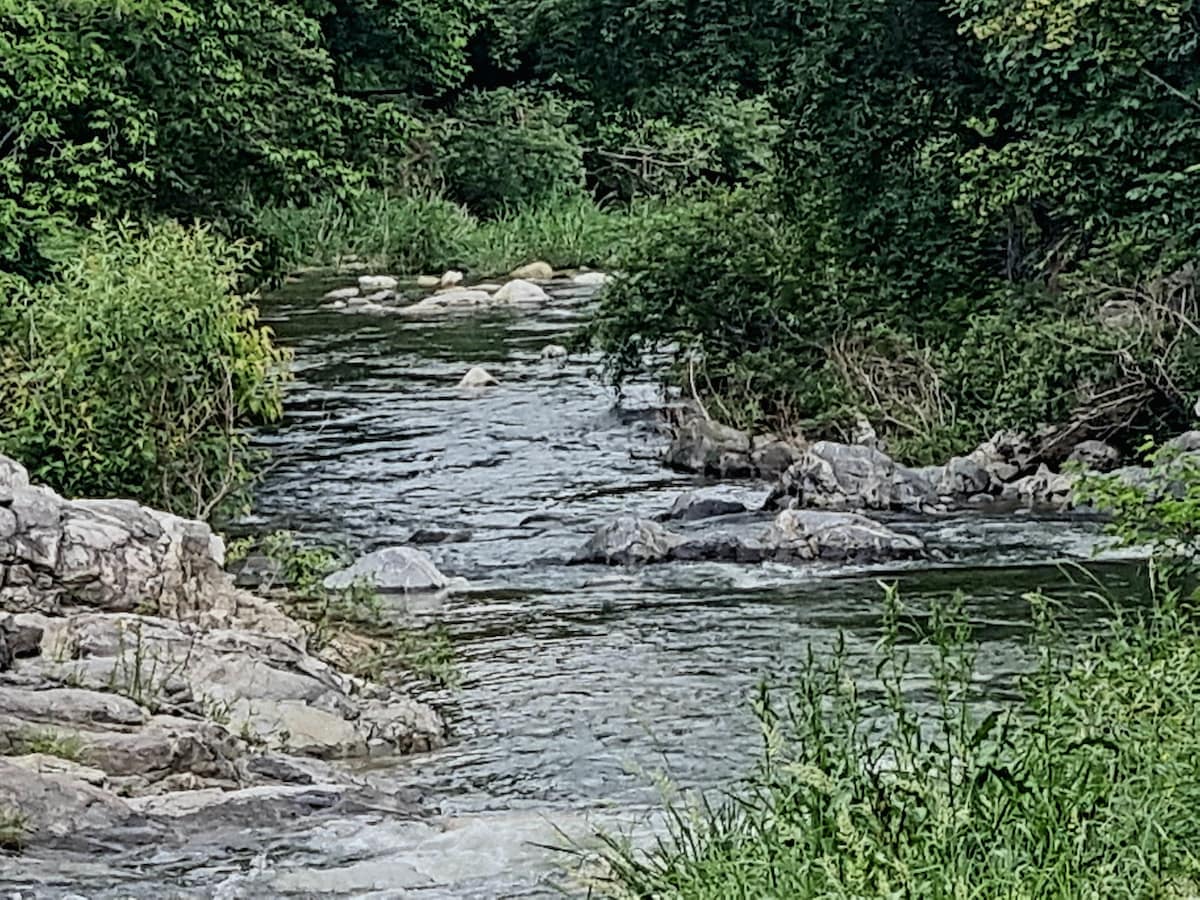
[322,546,449,594]
[1067,439,1121,472]
[966,430,1035,484]
[763,510,925,563]
[573,517,683,565]
[1001,465,1077,510]
[767,441,901,511]
[0,758,156,849]
[937,456,992,498]
[664,418,753,477]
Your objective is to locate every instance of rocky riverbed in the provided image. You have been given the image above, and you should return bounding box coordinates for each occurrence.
[0,266,1176,897]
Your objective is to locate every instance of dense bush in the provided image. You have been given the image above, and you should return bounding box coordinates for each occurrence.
[590,92,779,200]
[438,88,586,217]
[0,221,288,518]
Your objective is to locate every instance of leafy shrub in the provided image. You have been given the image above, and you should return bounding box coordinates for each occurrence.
[591,91,780,200]
[588,187,854,431]
[0,219,288,518]
[439,88,585,217]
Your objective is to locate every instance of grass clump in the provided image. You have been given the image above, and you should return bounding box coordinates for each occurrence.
[596,456,1200,899]
[22,731,85,763]
[0,807,28,853]
[254,190,671,280]
[599,586,1200,899]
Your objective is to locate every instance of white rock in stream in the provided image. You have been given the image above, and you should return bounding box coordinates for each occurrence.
[571,271,610,287]
[323,547,450,594]
[494,279,549,305]
[540,344,568,360]
[323,286,360,301]
[358,275,398,291]
[440,269,465,288]
[458,366,499,388]
[416,275,441,288]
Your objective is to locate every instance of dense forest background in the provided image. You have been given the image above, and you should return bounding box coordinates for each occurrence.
[2,0,1199,508]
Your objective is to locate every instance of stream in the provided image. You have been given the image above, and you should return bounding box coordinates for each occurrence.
[5,276,1140,898]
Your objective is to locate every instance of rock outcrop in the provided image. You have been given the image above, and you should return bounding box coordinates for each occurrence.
[663,416,802,479]
[574,510,925,567]
[0,454,445,848]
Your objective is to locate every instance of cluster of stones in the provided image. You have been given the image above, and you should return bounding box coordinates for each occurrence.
[0,455,443,848]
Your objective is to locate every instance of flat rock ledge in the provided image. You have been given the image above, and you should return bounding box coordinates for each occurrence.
[0,453,445,850]
[574,512,925,567]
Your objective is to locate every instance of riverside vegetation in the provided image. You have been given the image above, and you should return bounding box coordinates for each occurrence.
[4,0,1198,509]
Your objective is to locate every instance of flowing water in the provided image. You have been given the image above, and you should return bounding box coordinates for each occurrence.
[4,277,1140,898]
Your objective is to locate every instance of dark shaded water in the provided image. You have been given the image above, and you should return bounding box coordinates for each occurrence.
[2,277,1141,898]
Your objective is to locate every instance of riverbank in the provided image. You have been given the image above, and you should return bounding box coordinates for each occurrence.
[0,452,444,856]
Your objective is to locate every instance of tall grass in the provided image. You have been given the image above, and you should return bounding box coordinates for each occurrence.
[253,190,679,278]
[597,580,1200,899]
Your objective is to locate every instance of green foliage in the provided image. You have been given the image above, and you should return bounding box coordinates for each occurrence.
[0,806,27,853]
[439,88,585,218]
[21,731,85,763]
[256,191,659,278]
[1077,440,1200,563]
[0,220,288,518]
[255,191,475,274]
[591,92,780,200]
[589,188,853,431]
[0,0,353,276]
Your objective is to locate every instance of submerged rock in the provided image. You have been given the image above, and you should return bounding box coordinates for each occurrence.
[458,366,499,388]
[358,275,398,292]
[510,261,554,281]
[572,517,683,565]
[663,491,747,522]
